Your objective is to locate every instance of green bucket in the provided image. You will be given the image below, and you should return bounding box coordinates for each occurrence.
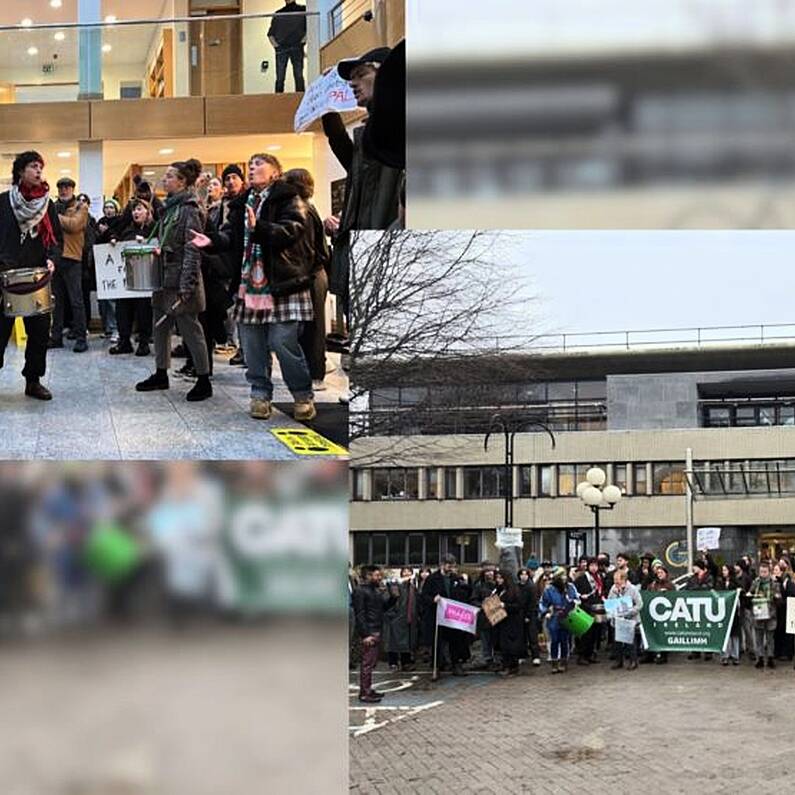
[83,523,141,583]
[561,605,594,637]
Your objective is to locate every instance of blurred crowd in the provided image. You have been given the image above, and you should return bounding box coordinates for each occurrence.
[0,460,348,637]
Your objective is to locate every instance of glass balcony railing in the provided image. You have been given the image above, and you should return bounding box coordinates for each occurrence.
[0,13,320,104]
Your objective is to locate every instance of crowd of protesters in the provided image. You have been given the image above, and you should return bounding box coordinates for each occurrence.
[351,549,795,701]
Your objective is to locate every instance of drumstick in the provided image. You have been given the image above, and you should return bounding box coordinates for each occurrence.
[154,298,182,328]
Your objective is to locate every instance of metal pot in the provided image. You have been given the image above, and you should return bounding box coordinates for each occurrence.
[1,267,53,317]
[122,244,161,291]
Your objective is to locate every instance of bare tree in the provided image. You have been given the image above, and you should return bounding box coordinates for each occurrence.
[348,230,550,463]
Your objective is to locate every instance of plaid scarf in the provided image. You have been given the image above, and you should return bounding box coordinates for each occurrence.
[9,182,56,247]
[239,188,274,312]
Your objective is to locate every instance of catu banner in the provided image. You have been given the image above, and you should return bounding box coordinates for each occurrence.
[639,590,740,653]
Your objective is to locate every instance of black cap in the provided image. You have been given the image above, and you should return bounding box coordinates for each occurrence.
[56,176,76,189]
[337,47,390,80]
[221,163,244,182]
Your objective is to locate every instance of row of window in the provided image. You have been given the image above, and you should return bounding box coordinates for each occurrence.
[352,531,482,568]
[702,403,795,428]
[353,459,795,501]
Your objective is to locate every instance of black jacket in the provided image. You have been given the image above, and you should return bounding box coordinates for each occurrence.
[0,192,63,273]
[352,581,396,639]
[210,181,314,298]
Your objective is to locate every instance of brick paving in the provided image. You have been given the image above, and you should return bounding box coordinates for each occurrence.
[350,659,794,793]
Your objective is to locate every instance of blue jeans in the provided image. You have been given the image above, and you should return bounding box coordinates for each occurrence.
[239,321,313,401]
[275,45,305,93]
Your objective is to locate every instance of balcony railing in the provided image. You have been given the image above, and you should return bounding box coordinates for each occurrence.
[0,12,319,104]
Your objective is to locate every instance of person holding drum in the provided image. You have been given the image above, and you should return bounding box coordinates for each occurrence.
[135,158,212,402]
[0,151,62,401]
[109,198,155,357]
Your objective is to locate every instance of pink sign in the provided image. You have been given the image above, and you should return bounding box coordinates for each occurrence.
[436,598,479,635]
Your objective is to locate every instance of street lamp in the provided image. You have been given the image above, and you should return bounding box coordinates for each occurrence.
[577,466,622,556]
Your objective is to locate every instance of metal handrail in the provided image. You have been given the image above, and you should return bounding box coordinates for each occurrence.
[328,0,371,39]
[0,11,319,33]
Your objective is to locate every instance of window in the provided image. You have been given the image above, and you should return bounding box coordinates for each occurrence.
[613,464,627,494]
[539,465,553,496]
[408,534,425,565]
[705,406,731,427]
[519,466,532,496]
[353,534,369,566]
[557,464,576,496]
[464,467,505,499]
[371,534,387,563]
[352,469,365,501]
[780,406,795,426]
[759,406,776,426]
[653,463,686,495]
[442,532,481,565]
[388,533,407,567]
[735,406,757,427]
[748,461,771,493]
[634,463,648,495]
[577,380,607,400]
[426,468,439,499]
[372,468,419,500]
[548,381,576,401]
[444,468,458,499]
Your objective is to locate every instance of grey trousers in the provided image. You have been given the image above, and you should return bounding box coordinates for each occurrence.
[153,305,209,375]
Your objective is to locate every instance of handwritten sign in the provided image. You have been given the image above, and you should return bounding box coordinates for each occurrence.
[495,527,523,549]
[294,66,358,132]
[93,242,153,300]
[696,527,721,550]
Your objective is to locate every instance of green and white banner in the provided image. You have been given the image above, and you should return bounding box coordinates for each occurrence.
[639,590,740,653]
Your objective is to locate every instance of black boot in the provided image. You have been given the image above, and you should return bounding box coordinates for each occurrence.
[186,374,212,402]
[109,339,134,355]
[767,657,776,669]
[134,341,150,356]
[136,369,169,392]
[755,658,765,669]
[25,379,52,401]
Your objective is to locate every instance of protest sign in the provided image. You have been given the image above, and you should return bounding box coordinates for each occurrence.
[614,617,636,645]
[436,597,479,635]
[481,594,507,626]
[639,590,739,653]
[786,597,795,635]
[696,527,721,550]
[294,66,358,132]
[604,595,633,616]
[93,242,153,300]
[495,527,523,548]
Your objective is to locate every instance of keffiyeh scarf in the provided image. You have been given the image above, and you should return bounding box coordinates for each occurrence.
[9,182,56,247]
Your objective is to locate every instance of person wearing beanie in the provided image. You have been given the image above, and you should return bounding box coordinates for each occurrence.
[0,151,63,401]
[526,556,540,572]
[97,198,122,244]
[538,566,579,673]
[135,158,212,402]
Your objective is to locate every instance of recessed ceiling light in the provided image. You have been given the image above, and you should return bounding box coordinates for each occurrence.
[50,0,63,8]
[143,170,156,176]
[60,169,71,174]
[158,148,174,155]
[102,44,112,53]
[54,32,65,41]
[21,18,33,28]
[57,151,71,158]
[266,145,282,152]
[105,15,117,24]
[27,46,38,56]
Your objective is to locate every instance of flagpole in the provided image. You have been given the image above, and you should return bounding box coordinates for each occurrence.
[432,602,440,682]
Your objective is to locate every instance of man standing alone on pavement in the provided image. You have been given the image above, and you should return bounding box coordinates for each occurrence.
[50,177,88,352]
[268,1,307,93]
[352,564,397,703]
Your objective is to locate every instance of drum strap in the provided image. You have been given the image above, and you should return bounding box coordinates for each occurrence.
[3,270,52,295]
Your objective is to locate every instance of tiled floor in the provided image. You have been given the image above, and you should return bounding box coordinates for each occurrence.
[0,336,348,460]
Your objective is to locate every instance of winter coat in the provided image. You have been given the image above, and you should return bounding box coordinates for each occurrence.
[56,198,88,262]
[647,579,675,592]
[519,579,539,622]
[574,571,605,614]
[539,582,579,633]
[383,579,418,653]
[152,191,205,316]
[750,576,782,629]
[493,585,526,658]
[685,572,714,591]
[0,192,62,273]
[715,576,742,636]
[420,569,472,645]
[470,575,497,632]
[352,581,397,639]
[607,581,643,626]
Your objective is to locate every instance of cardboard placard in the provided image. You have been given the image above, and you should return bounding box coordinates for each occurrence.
[481,593,507,626]
[294,66,358,132]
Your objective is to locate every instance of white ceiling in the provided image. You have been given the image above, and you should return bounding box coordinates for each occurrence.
[0,0,170,26]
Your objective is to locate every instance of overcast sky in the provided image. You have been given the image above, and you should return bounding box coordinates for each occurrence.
[509,231,794,340]
[408,0,795,60]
